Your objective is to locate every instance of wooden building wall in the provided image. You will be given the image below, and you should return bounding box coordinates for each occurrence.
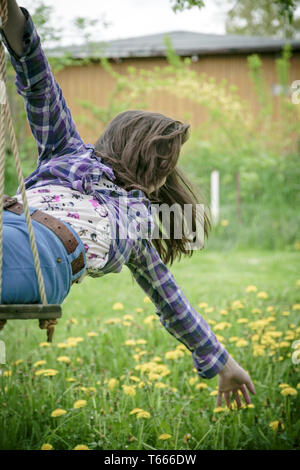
[53,51,300,145]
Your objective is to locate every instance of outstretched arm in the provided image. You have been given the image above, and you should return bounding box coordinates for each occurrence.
[126,238,255,408]
[0,1,86,162]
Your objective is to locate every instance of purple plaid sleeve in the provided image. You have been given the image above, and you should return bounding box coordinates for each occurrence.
[0,7,86,162]
[126,239,229,379]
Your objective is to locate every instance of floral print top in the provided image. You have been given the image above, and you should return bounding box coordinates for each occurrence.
[15,185,111,277]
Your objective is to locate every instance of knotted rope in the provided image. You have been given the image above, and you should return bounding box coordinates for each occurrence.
[0,1,55,341]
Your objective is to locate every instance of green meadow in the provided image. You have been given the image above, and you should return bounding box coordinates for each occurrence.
[0,249,299,450]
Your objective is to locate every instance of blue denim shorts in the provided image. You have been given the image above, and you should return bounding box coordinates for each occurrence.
[1,206,86,304]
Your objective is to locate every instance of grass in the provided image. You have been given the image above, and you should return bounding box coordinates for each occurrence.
[0,248,300,450]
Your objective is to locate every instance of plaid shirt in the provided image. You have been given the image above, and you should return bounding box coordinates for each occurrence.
[0,7,229,379]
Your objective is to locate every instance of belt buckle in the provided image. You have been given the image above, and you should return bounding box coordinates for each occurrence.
[3,196,18,209]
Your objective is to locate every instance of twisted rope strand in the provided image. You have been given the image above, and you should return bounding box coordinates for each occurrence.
[0,0,9,330]
[0,2,48,307]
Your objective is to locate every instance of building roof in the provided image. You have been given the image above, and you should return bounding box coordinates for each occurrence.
[46,30,300,59]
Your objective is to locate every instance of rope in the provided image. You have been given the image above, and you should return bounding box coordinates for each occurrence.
[0,1,56,341]
[0,0,8,307]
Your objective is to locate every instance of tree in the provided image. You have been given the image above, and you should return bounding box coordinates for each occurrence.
[176,0,300,39]
[222,0,300,39]
[170,0,204,12]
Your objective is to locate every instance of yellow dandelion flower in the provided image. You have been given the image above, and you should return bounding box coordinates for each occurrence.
[251,308,262,314]
[35,369,58,377]
[33,360,47,368]
[292,304,300,311]
[279,341,290,348]
[57,343,68,349]
[158,434,172,440]
[251,334,260,342]
[213,407,225,413]
[108,378,119,392]
[236,339,248,347]
[14,359,23,366]
[214,322,231,331]
[189,377,198,386]
[269,421,279,431]
[210,390,218,396]
[73,400,87,409]
[138,381,146,389]
[154,383,167,389]
[266,306,275,312]
[87,331,98,337]
[66,377,76,383]
[136,339,147,345]
[247,404,255,409]
[281,387,297,396]
[165,350,184,360]
[246,285,257,293]
[74,445,89,450]
[124,339,136,346]
[237,318,248,324]
[129,376,141,383]
[198,302,208,308]
[88,387,97,395]
[296,280,300,287]
[129,408,145,415]
[51,409,67,418]
[148,373,161,381]
[105,317,122,325]
[123,314,134,321]
[57,356,71,364]
[220,309,228,315]
[216,334,226,344]
[3,370,12,377]
[231,300,244,309]
[67,318,78,325]
[41,443,53,450]
[122,385,136,396]
[135,307,143,313]
[220,219,229,226]
[253,346,265,357]
[39,342,51,347]
[136,411,151,419]
[144,296,152,304]
[282,311,290,316]
[229,336,239,343]
[44,369,59,377]
[195,383,208,390]
[144,315,157,325]
[205,307,214,313]
[257,291,268,299]
[76,358,83,364]
[113,302,124,310]
[294,241,300,251]
[207,319,216,325]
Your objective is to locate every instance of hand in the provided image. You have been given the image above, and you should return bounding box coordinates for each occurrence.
[217,355,256,409]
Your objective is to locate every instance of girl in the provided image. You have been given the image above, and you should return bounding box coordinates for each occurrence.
[0,0,256,410]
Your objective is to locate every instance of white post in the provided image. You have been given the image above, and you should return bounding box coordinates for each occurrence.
[211,170,219,226]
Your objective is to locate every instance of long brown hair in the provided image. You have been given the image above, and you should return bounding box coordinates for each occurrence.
[94,110,211,265]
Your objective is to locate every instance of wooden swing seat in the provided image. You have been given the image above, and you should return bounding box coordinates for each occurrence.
[0,304,61,320]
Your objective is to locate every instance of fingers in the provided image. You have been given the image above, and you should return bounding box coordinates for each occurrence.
[217,391,222,407]
[224,391,231,409]
[233,390,242,409]
[245,377,256,395]
[239,384,251,405]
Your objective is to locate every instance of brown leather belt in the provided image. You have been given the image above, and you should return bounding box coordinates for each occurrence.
[3,195,85,283]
